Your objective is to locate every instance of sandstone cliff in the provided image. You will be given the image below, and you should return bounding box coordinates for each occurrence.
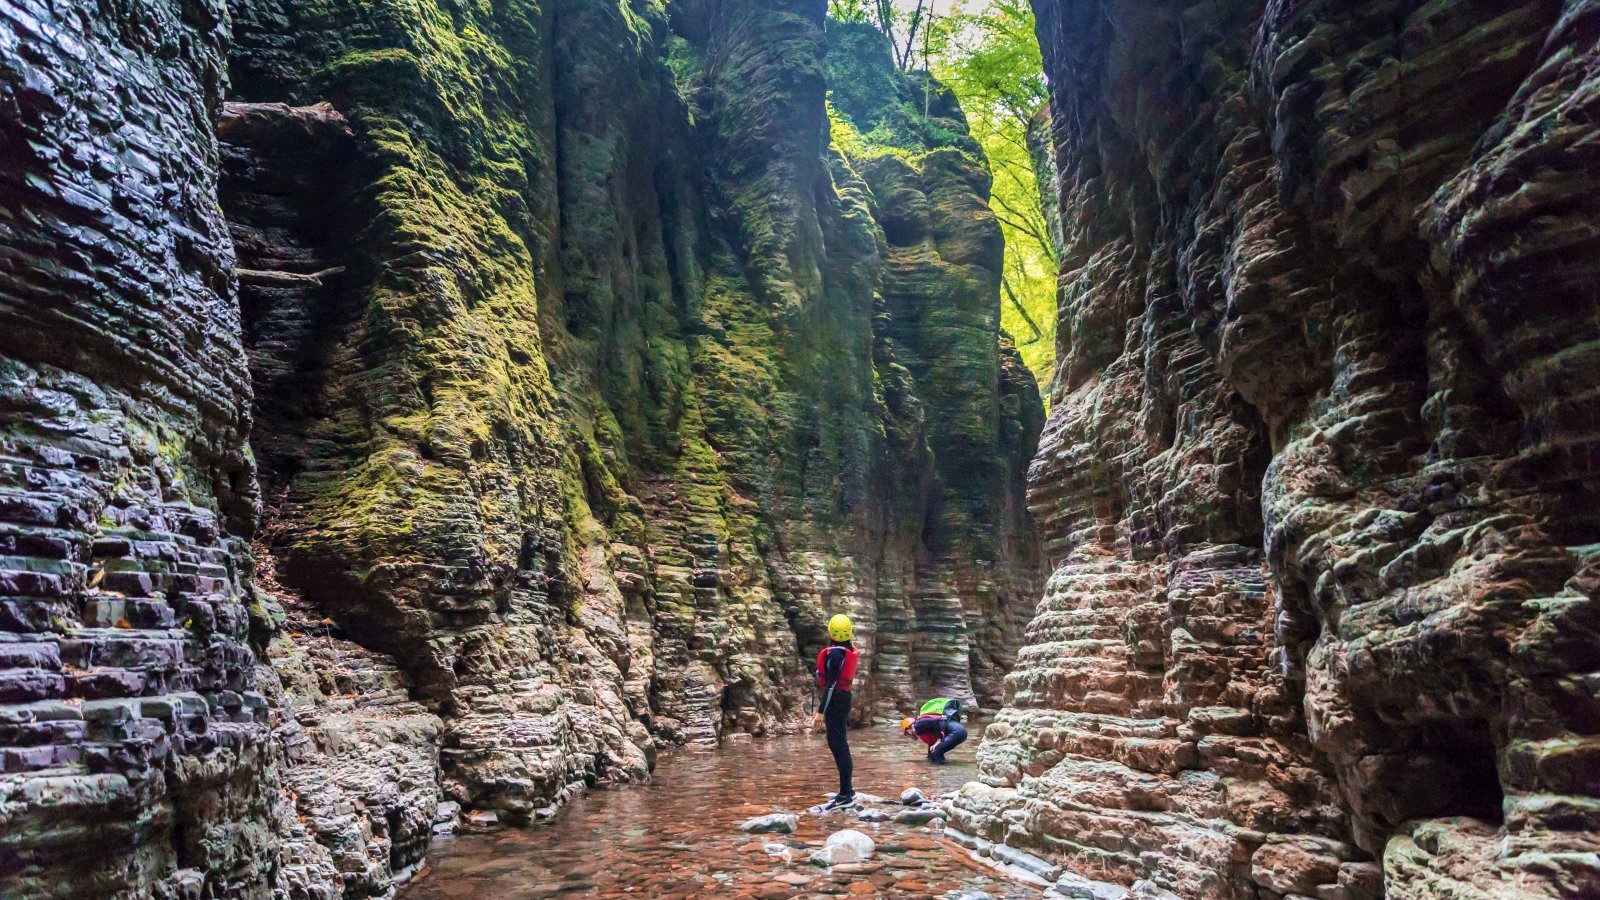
[951,1,1600,898]
[0,0,1040,896]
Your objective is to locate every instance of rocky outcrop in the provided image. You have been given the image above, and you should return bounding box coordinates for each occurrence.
[0,0,276,895]
[953,0,1600,898]
[0,0,1040,895]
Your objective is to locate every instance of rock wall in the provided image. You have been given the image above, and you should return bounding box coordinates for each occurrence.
[0,0,1041,895]
[952,0,1600,898]
[0,0,279,895]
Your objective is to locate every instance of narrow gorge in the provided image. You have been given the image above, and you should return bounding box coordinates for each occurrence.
[1,0,1596,898]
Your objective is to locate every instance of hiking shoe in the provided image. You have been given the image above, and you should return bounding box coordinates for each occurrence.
[822,793,857,811]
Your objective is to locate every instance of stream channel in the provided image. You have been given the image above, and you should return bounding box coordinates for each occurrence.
[399,724,1046,899]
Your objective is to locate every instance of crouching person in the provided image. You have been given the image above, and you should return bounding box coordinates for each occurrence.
[900,697,967,764]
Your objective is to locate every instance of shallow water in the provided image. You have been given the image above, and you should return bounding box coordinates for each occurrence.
[400,725,1044,899]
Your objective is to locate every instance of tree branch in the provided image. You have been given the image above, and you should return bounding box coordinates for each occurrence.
[1002,275,1044,341]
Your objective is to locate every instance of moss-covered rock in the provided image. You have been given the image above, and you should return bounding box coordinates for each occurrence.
[0,0,1042,894]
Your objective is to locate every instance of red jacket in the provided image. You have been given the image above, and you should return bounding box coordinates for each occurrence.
[910,713,948,746]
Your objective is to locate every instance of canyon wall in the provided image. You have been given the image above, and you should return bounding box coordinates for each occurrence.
[0,0,1040,896]
[951,0,1600,898]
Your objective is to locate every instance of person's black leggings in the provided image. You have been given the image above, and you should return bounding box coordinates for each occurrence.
[824,690,853,797]
[930,720,967,763]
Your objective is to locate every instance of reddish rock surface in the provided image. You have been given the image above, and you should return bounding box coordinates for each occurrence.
[950,0,1600,897]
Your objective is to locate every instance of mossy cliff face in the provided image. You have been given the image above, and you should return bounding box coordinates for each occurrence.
[0,0,1040,895]
[951,0,1600,898]
[826,22,1043,708]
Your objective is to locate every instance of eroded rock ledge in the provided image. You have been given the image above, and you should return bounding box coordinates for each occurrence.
[952,0,1600,898]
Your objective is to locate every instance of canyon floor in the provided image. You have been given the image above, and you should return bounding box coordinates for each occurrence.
[399,725,1044,900]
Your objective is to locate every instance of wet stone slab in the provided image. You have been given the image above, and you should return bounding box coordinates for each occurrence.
[400,726,1042,899]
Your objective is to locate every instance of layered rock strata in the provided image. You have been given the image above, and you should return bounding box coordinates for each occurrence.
[0,0,275,894]
[0,0,1041,896]
[953,0,1600,898]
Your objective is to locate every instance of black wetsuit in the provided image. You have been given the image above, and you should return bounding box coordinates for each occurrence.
[818,643,854,799]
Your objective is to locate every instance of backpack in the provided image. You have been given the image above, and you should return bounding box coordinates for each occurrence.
[918,697,962,722]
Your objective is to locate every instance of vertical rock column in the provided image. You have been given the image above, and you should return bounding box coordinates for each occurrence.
[961,0,1600,897]
[0,0,278,895]
[824,22,1046,712]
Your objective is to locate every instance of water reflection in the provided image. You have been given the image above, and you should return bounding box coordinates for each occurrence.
[400,726,1043,898]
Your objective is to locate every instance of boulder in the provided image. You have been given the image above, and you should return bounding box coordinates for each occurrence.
[821,828,877,864]
[893,807,942,826]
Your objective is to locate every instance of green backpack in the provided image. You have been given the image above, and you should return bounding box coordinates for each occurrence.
[919,697,962,720]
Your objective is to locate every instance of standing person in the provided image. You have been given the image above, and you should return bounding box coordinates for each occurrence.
[901,697,967,764]
[812,613,859,811]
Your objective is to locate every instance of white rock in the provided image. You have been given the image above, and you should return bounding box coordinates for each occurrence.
[740,813,798,834]
[1054,872,1131,899]
[825,828,876,862]
[1130,879,1182,900]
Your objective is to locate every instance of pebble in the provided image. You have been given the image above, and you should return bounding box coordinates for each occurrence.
[834,861,885,875]
[901,788,926,805]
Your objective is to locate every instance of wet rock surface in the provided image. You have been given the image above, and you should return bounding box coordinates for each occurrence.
[958,0,1600,897]
[0,0,274,895]
[399,726,1042,899]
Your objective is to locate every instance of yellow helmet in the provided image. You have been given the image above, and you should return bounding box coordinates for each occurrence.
[827,613,854,642]
[900,717,913,735]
